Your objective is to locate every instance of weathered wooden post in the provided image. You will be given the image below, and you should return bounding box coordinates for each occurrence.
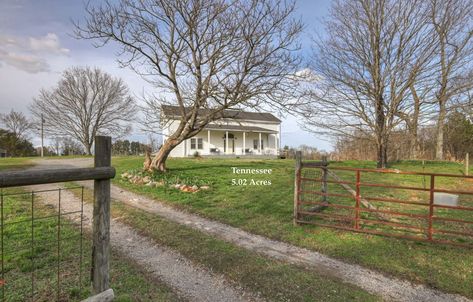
[321,155,328,204]
[294,151,302,226]
[466,153,469,176]
[92,136,111,294]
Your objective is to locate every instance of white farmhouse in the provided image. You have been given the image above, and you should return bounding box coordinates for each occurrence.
[161,105,281,157]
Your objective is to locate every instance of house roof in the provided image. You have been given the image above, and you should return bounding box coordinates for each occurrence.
[204,124,278,134]
[161,105,281,123]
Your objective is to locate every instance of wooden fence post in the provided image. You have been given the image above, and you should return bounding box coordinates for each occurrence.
[321,155,328,204]
[92,136,111,294]
[294,151,302,226]
[466,153,469,176]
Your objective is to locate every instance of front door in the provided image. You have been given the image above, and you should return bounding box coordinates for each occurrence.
[223,133,235,154]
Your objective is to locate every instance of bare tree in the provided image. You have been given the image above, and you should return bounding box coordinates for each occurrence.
[304,0,435,168]
[30,67,136,155]
[428,0,473,160]
[0,109,33,140]
[75,0,302,171]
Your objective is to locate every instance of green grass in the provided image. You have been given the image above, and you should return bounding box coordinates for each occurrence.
[71,184,379,302]
[0,155,95,172]
[0,158,34,171]
[112,157,473,298]
[0,188,181,302]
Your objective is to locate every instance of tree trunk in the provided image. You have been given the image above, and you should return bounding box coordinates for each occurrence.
[376,138,388,168]
[143,147,151,170]
[375,95,387,168]
[85,143,92,156]
[145,138,181,172]
[408,85,420,160]
[436,101,446,160]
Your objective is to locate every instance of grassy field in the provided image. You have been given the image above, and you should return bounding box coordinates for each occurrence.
[0,187,181,302]
[0,158,34,171]
[112,156,473,298]
[69,183,379,302]
[297,160,473,243]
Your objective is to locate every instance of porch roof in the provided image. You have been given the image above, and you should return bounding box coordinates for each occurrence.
[203,124,278,134]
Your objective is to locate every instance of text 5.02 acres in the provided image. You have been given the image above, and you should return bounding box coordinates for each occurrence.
[231,179,272,186]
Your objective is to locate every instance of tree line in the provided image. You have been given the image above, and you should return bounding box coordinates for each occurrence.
[1,0,472,171]
[302,0,473,168]
[334,110,473,162]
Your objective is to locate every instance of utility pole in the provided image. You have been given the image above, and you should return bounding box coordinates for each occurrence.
[41,114,44,157]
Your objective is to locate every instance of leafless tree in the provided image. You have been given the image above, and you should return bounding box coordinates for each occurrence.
[75,0,302,171]
[304,0,436,168]
[428,0,473,160]
[30,67,136,155]
[0,109,33,140]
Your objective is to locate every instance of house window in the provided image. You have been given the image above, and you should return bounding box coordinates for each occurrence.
[190,138,203,150]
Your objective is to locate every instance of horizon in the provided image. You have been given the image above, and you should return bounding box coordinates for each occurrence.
[0,0,333,151]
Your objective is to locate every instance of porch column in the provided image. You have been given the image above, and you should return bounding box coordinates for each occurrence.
[207,130,211,154]
[225,131,229,154]
[243,132,246,155]
[258,132,262,154]
[274,134,277,155]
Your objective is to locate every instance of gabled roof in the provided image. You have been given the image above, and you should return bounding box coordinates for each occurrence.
[161,105,281,123]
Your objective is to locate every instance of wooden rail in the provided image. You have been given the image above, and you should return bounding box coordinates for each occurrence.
[0,167,115,188]
[0,135,114,296]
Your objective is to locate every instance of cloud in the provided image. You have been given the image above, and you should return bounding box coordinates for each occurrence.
[0,33,69,73]
[0,49,49,73]
[29,33,70,55]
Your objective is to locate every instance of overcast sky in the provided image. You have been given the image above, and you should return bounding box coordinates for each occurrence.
[0,0,333,151]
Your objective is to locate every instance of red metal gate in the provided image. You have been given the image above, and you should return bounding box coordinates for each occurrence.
[294,153,473,247]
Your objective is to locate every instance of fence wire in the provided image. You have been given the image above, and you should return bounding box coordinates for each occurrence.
[0,186,89,302]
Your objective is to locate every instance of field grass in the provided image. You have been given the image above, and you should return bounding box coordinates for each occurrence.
[0,187,181,302]
[297,160,473,243]
[0,158,34,171]
[112,156,473,298]
[70,183,379,302]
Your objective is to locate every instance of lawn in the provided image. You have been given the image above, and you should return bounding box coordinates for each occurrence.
[68,183,379,302]
[0,187,181,302]
[0,158,34,171]
[112,156,473,298]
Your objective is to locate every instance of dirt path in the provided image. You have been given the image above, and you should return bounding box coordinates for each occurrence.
[31,158,473,302]
[27,182,261,302]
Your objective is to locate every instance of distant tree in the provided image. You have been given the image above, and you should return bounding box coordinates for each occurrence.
[112,139,146,155]
[0,109,33,140]
[444,111,473,159]
[428,0,473,160]
[76,0,303,171]
[30,66,136,155]
[0,129,35,157]
[61,137,84,156]
[304,0,436,168]
[130,141,146,155]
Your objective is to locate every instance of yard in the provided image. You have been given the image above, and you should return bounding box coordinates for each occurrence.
[0,162,181,302]
[113,156,473,299]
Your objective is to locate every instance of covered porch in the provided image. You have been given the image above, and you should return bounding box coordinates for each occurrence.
[183,125,279,156]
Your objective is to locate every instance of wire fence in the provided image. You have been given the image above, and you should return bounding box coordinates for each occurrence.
[0,186,90,302]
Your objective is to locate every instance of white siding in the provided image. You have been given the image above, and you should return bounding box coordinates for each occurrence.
[162,118,280,157]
